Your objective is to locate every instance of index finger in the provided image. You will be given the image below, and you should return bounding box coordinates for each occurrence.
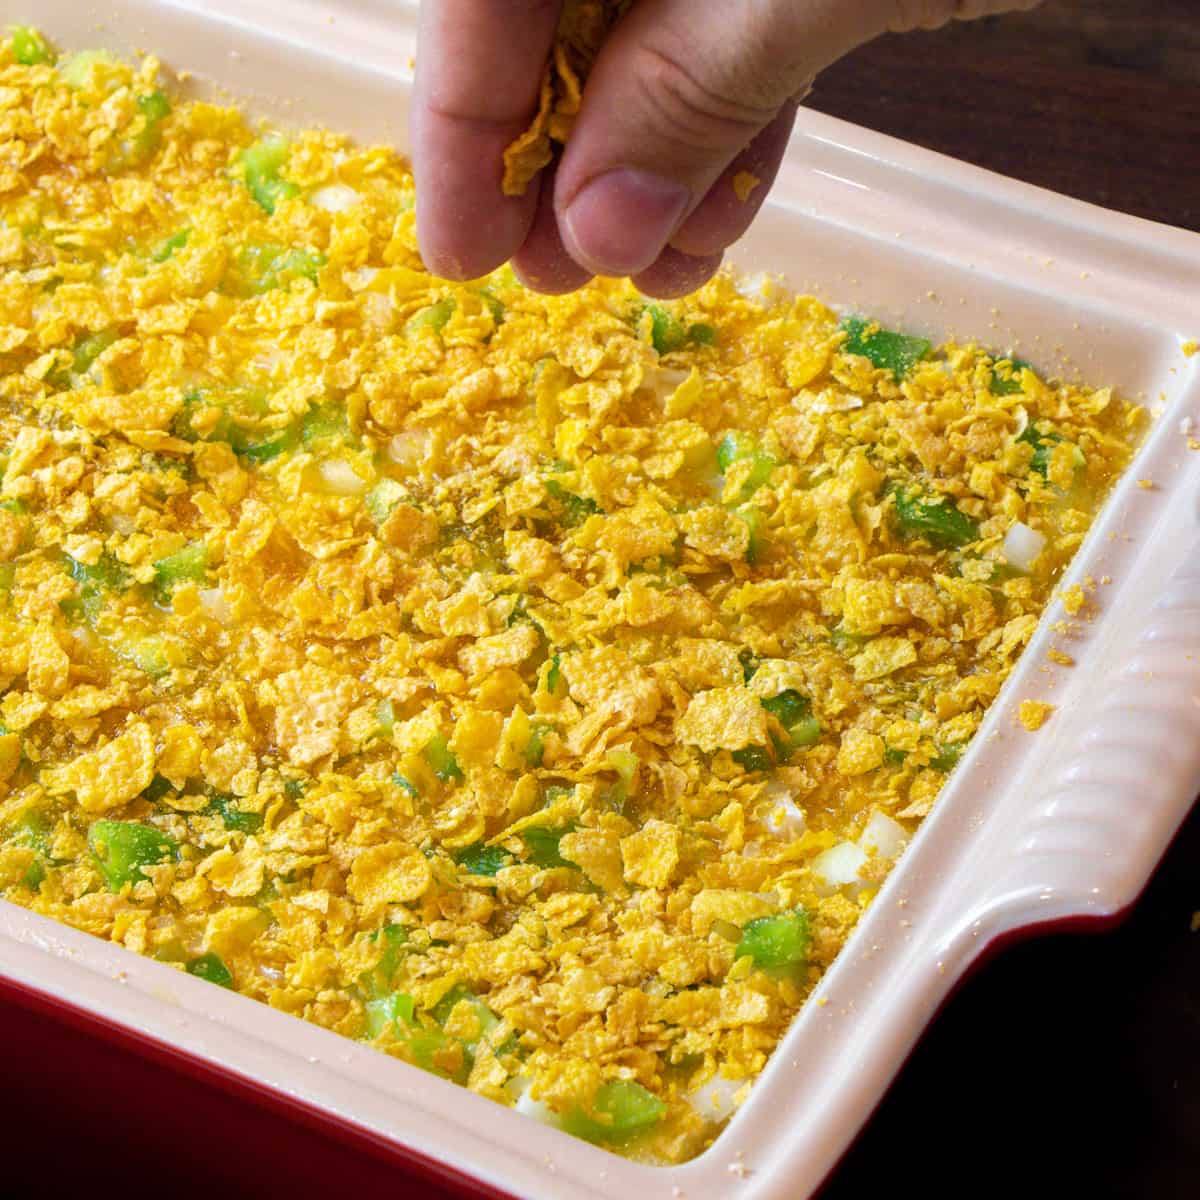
[411,0,563,280]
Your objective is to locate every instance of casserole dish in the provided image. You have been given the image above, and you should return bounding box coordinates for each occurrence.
[2,2,1199,1197]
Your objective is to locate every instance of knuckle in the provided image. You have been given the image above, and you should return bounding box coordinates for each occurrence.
[630,37,782,156]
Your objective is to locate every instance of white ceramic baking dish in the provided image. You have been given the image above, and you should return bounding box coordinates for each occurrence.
[3,3,1199,1197]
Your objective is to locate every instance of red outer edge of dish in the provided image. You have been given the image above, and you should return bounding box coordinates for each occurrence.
[0,972,519,1200]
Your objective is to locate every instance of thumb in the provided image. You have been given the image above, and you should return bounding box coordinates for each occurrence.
[554,0,892,278]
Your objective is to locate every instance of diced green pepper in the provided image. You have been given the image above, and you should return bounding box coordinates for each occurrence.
[735,909,810,973]
[543,479,602,527]
[152,228,190,262]
[361,924,409,1000]
[70,328,119,380]
[734,505,763,564]
[892,487,979,549]
[841,316,931,380]
[301,402,351,447]
[392,772,419,798]
[928,742,964,772]
[10,26,54,66]
[205,793,263,834]
[563,1081,666,1144]
[524,722,549,768]
[88,820,177,891]
[186,953,233,988]
[406,298,456,337]
[759,690,821,761]
[129,90,171,161]
[883,745,907,766]
[521,824,577,870]
[424,734,463,783]
[12,809,50,890]
[731,745,773,773]
[58,49,116,89]
[989,355,1034,396]
[365,991,416,1038]
[283,778,307,801]
[545,652,562,695]
[761,689,809,729]
[66,551,129,624]
[431,984,500,1046]
[111,631,172,677]
[738,648,760,683]
[227,422,299,465]
[153,541,207,601]
[1018,422,1084,480]
[479,287,506,326]
[717,431,778,499]
[454,843,511,877]
[231,243,324,295]
[241,137,299,214]
[142,773,175,804]
[366,478,405,524]
[641,304,716,356]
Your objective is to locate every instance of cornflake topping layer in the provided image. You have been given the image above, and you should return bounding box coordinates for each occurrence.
[0,30,1141,1163]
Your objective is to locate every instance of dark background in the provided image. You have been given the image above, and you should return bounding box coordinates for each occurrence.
[4,2,1199,1195]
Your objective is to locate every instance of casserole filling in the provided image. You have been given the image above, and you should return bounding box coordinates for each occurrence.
[0,31,1141,1163]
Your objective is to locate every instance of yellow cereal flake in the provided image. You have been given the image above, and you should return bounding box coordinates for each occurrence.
[732,170,761,203]
[1183,340,1198,358]
[1046,648,1074,667]
[1060,583,1087,616]
[0,31,1141,1168]
[1018,700,1054,731]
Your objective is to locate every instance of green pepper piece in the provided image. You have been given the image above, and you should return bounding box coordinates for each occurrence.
[405,1025,467,1081]
[406,297,456,337]
[70,329,119,380]
[58,49,116,89]
[841,316,931,380]
[301,402,351,447]
[227,423,299,465]
[883,745,907,766]
[731,745,774,773]
[716,431,777,496]
[545,652,562,695]
[892,487,979,549]
[152,228,190,262]
[360,923,409,1000]
[453,843,511,877]
[0,562,15,596]
[153,541,207,601]
[186,953,234,988]
[141,773,175,804]
[66,551,129,624]
[88,820,177,891]
[523,722,549,768]
[205,793,263,834]
[734,505,763,564]
[479,287,506,326]
[928,742,964,772]
[283,777,307,801]
[364,991,416,1038]
[989,355,1034,396]
[231,243,324,295]
[521,824,577,870]
[12,809,50,890]
[544,479,602,527]
[10,26,54,66]
[424,734,464,783]
[1018,422,1084,480]
[761,689,809,729]
[241,137,300,214]
[365,478,405,524]
[431,984,500,1044]
[563,1081,667,1144]
[130,90,171,161]
[735,909,810,972]
[641,304,716,356]
[391,772,419,798]
[738,648,760,683]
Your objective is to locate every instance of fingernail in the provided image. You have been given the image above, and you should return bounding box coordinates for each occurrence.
[562,169,690,277]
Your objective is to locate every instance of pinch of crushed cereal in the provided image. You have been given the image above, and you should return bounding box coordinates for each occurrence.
[1018,700,1054,731]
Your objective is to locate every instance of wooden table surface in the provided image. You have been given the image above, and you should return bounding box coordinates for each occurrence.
[6,3,1199,1196]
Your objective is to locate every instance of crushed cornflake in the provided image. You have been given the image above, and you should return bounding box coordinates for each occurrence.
[731,171,761,204]
[1018,700,1055,731]
[0,29,1141,1167]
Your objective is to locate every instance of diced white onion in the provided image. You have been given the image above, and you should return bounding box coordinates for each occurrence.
[310,184,361,212]
[197,587,232,624]
[1002,521,1046,572]
[643,366,689,400]
[800,388,865,414]
[685,1074,744,1123]
[512,1081,561,1128]
[761,781,806,837]
[812,841,867,894]
[317,459,368,495]
[858,809,908,861]
[735,271,773,302]
[388,430,430,470]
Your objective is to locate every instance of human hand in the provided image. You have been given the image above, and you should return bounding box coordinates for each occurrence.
[411,1,1041,297]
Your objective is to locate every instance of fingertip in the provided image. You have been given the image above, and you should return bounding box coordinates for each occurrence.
[631,246,723,299]
[512,169,594,294]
